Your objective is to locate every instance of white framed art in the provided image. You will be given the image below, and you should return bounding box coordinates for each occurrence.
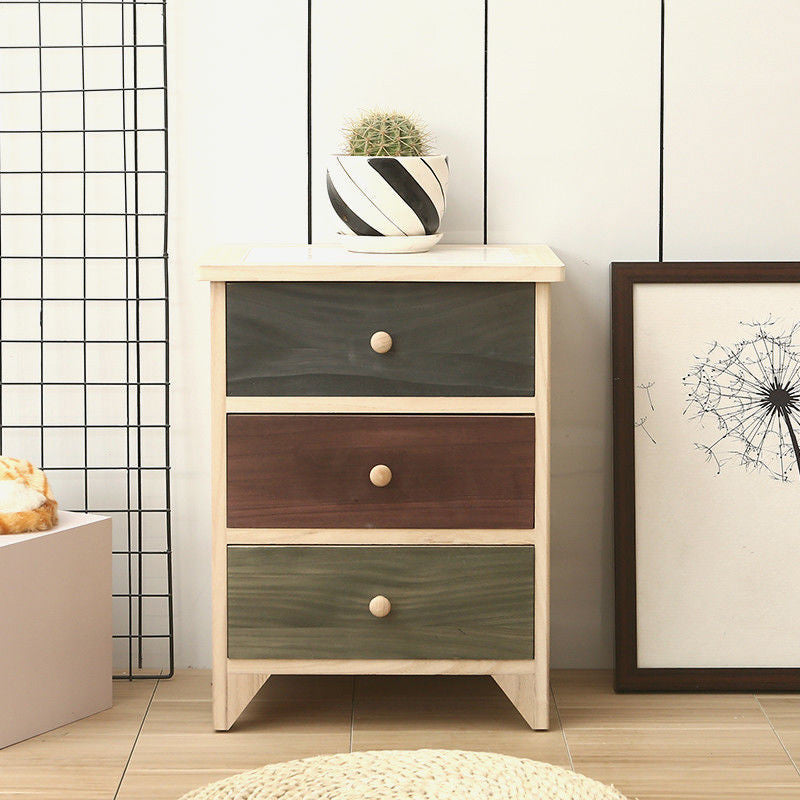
[613,262,800,691]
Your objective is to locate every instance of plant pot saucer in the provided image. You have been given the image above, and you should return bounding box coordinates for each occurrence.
[337,232,443,254]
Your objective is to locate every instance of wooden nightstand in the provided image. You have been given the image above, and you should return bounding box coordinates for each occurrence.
[198,244,564,731]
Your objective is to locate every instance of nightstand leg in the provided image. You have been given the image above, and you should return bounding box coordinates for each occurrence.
[216,672,270,731]
[492,673,546,730]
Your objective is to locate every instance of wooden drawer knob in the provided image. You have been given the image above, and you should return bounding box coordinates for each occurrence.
[370,331,393,354]
[369,595,391,618]
[369,464,392,487]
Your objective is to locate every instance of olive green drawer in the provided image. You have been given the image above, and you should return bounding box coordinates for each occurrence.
[227,546,534,660]
[225,282,535,396]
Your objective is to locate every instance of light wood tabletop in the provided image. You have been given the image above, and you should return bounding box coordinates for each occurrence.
[197,243,566,282]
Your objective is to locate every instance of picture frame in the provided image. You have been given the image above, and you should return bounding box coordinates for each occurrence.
[612,262,800,691]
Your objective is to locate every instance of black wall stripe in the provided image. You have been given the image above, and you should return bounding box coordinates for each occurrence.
[659,0,665,261]
[483,0,488,245]
[325,174,382,236]
[368,158,440,235]
[307,0,312,244]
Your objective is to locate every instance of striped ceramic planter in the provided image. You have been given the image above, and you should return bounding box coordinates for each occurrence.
[326,154,449,252]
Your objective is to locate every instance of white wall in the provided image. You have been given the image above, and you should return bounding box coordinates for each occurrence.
[167,0,800,668]
[663,0,800,260]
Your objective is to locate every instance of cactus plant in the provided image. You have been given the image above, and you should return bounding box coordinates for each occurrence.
[342,109,433,157]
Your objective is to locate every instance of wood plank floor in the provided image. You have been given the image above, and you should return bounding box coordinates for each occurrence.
[0,670,798,799]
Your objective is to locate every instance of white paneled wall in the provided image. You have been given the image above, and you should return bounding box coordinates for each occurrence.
[163,0,800,668]
[488,0,661,666]
[167,1,308,667]
[663,0,800,260]
[311,0,485,244]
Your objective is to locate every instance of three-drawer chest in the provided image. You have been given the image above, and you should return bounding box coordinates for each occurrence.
[199,244,564,731]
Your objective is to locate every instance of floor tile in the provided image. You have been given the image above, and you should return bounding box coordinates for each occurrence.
[351,675,570,765]
[115,769,242,800]
[759,696,800,767]
[553,670,768,730]
[154,670,353,704]
[562,728,800,799]
[117,673,353,797]
[5,669,799,800]
[555,672,800,798]
[0,679,155,800]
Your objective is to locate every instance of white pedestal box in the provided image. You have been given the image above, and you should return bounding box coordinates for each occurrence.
[0,510,112,748]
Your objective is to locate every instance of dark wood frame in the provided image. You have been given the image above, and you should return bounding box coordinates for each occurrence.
[612,262,800,692]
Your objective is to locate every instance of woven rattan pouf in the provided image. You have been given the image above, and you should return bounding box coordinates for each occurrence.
[178,749,628,800]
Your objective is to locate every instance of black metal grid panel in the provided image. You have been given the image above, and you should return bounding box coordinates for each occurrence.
[0,0,172,679]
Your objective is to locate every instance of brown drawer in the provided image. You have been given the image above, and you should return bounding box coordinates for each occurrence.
[227,545,534,659]
[226,414,534,528]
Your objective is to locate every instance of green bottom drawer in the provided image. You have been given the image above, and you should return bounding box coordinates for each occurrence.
[227,546,534,660]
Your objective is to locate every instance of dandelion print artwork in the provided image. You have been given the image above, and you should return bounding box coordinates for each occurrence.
[684,319,800,482]
[620,271,800,682]
[635,381,657,444]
